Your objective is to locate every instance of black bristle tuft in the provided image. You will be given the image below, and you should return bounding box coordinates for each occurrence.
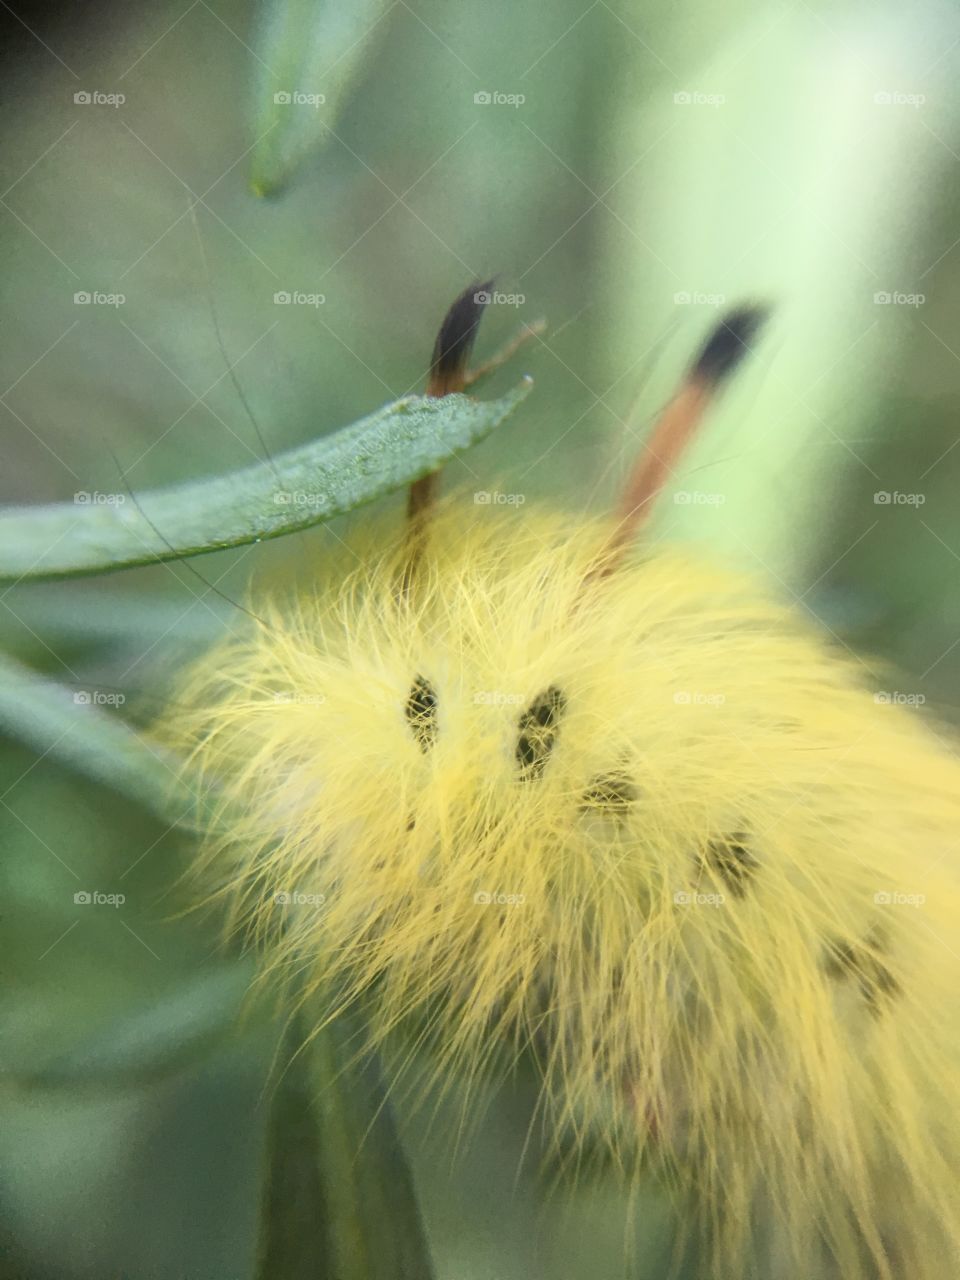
[703,831,758,898]
[405,674,439,752]
[429,279,495,393]
[691,304,769,386]
[516,686,566,780]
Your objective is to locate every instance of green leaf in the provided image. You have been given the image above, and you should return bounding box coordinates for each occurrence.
[0,651,204,825]
[250,0,395,196]
[8,965,255,1091]
[256,1005,434,1280]
[255,1013,334,1277]
[0,387,531,584]
[310,1012,435,1280]
[0,587,231,649]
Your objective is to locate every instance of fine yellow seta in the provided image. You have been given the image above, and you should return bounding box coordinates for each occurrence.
[167,284,960,1280]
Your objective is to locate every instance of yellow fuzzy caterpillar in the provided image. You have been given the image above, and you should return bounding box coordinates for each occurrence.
[168,289,960,1279]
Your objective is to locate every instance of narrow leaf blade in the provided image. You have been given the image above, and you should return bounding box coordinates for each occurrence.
[0,386,530,583]
[256,1007,434,1280]
[250,0,394,196]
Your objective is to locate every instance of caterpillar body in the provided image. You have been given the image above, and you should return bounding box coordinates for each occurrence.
[169,286,960,1279]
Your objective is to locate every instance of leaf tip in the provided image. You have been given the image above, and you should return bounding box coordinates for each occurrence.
[249,173,285,199]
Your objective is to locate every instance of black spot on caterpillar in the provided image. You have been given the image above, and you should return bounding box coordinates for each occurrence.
[824,933,902,1014]
[516,685,567,780]
[701,831,759,898]
[405,674,439,752]
[581,771,638,815]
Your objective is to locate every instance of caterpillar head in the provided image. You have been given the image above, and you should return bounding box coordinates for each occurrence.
[173,289,773,1081]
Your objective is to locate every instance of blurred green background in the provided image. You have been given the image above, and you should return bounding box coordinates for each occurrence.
[1,0,959,1275]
